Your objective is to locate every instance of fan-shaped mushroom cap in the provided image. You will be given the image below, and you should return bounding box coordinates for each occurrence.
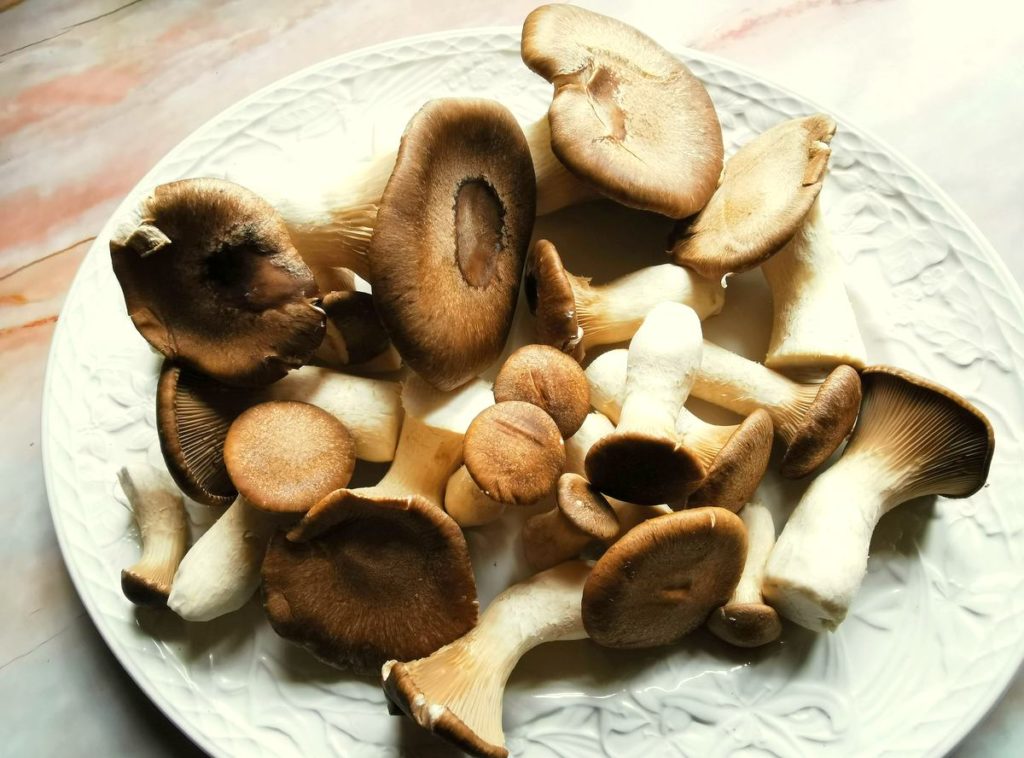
[582,507,746,648]
[224,401,356,514]
[680,409,774,511]
[369,99,536,391]
[524,239,584,360]
[522,473,619,571]
[672,114,837,280]
[493,344,590,437]
[110,178,324,386]
[464,401,565,505]
[779,364,862,478]
[315,290,395,367]
[263,493,477,675]
[521,4,723,218]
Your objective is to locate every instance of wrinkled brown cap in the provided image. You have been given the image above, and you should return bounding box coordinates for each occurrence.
[707,602,781,648]
[493,344,590,437]
[464,401,565,505]
[522,5,723,218]
[224,400,355,513]
[263,491,478,675]
[156,361,254,506]
[110,178,324,386]
[319,290,391,365]
[585,430,704,506]
[524,240,584,360]
[686,410,774,511]
[582,507,746,648]
[672,114,837,280]
[369,99,537,391]
[780,365,862,478]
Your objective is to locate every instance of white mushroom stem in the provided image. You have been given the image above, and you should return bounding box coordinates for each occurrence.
[167,496,281,621]
[731,503,776,607]
[383,560,591,754]
[762,198,866,373]
[523,116,600,215]
[118,464,189,605]
[571,264,725,351]
[266,366,402,462]
[445,465,506,527]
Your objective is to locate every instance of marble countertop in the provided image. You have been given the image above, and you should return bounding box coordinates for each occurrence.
[2,0,1021,755]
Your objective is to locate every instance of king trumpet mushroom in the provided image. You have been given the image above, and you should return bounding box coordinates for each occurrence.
[522,473,619,572]
[764,367,994,632]
[525,239,724,361]
[313,290,402,373]
[167,402,356,621]
[492,344,590,438]
[118,463,189,607]
[383,560,592,758]
[587,342,861,479]
[445,465,507,528]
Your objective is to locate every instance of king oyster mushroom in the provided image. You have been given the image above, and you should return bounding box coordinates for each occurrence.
[444,465,506,528]
[313,290,402,373]
[492,344,590,438]
[368,99,536,391]
[110,178,325,386]
[764,367,994,632]
[525,239,725,361]
[167,401,356,621]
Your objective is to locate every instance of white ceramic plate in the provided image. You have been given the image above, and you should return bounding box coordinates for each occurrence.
[43,28,1024,758]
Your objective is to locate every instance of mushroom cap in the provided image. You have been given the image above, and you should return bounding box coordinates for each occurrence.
[557,473,619,541]
[781,364,862,478]
[110,178,325,386]
[156,361,253,506]
[522,4,723,218]
[585,430,704,506]
[582,507,746,648]
[464,401,565,505]
[369,99,537,391]
[263,491,478,675]
[671,114,837,279]
[223,401,356,513]
[706,602,782,648]
[493,344,590,437]
[524,239,584,359]
[687,409,774,511]
[320,290,391,364]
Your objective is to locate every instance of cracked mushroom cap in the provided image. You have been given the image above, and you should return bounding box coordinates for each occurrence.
[780,365,862,478]
[582,507,746,648]
[263,492,478,675]
[369,99,537,391]
[464,401,565,505]
[524,239,583,359]
[685,409,774,511]
[522,4,723,218]
[110,178,325,386]
[672,114,837,280]
[493,344,590,437]
[223,400,356,514]
[319,290,392,365]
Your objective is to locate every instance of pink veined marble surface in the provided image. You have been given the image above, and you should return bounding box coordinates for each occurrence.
[1,0,1021,755]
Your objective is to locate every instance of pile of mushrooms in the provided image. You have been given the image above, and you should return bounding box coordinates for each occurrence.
[105,5,996,758]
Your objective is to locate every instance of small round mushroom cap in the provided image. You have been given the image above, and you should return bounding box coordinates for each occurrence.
[585,430,705,506]
[671,114,837,280]
[369,99,537,391]
[262,492,478,675]
[493,344,590,437]
[780,365,862,478]
[110,178,325,386]
[320,290,391,364]
[524,240,584,360]
[464,401,565,505]
[582,507,746,648]
[522,5,723,218]
[156,361,254,506]
[556,473,619,542]
[707,603,782,649]
[223,401,356,513]
[687,410,774,511]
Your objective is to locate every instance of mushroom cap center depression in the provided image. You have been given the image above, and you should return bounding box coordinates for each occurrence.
[204,235,309,311]
[454,178,505,288]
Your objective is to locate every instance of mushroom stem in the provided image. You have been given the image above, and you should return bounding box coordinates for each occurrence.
[118,464,189,607]
[762,199,866,373]
[522,116,599,215]
[521,510,591,570]
[167,496,281,621]
[731,504,775,606]
[445,465,506,527]
[383,560,591,758]
[764,367,994,631]
[375,413,464,505]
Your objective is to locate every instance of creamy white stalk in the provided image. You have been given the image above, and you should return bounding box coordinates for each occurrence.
[731,503,776,606]
[762,198,866,372]
[118,464,189,605]
[522,116,599,214]
[383,561,591,754]
[444,465,506,527]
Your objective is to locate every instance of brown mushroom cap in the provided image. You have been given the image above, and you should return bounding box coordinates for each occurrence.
[369,99,537,391]
[556,473,619,541]
[524,239,584,360]
[780,365,862,478]
[464,401,565,505]
[223,400,355,513]
[521,4,723,218]
[156,361,254,506]
[686,410,774,511]
[320,290,391,364]
[110,178,325,386]
[263,491,478,675]
[585,430,704,506]
[493,344,590,437]
[582,507,746,648]
[671,114,837,280]
[707,602,782,648]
